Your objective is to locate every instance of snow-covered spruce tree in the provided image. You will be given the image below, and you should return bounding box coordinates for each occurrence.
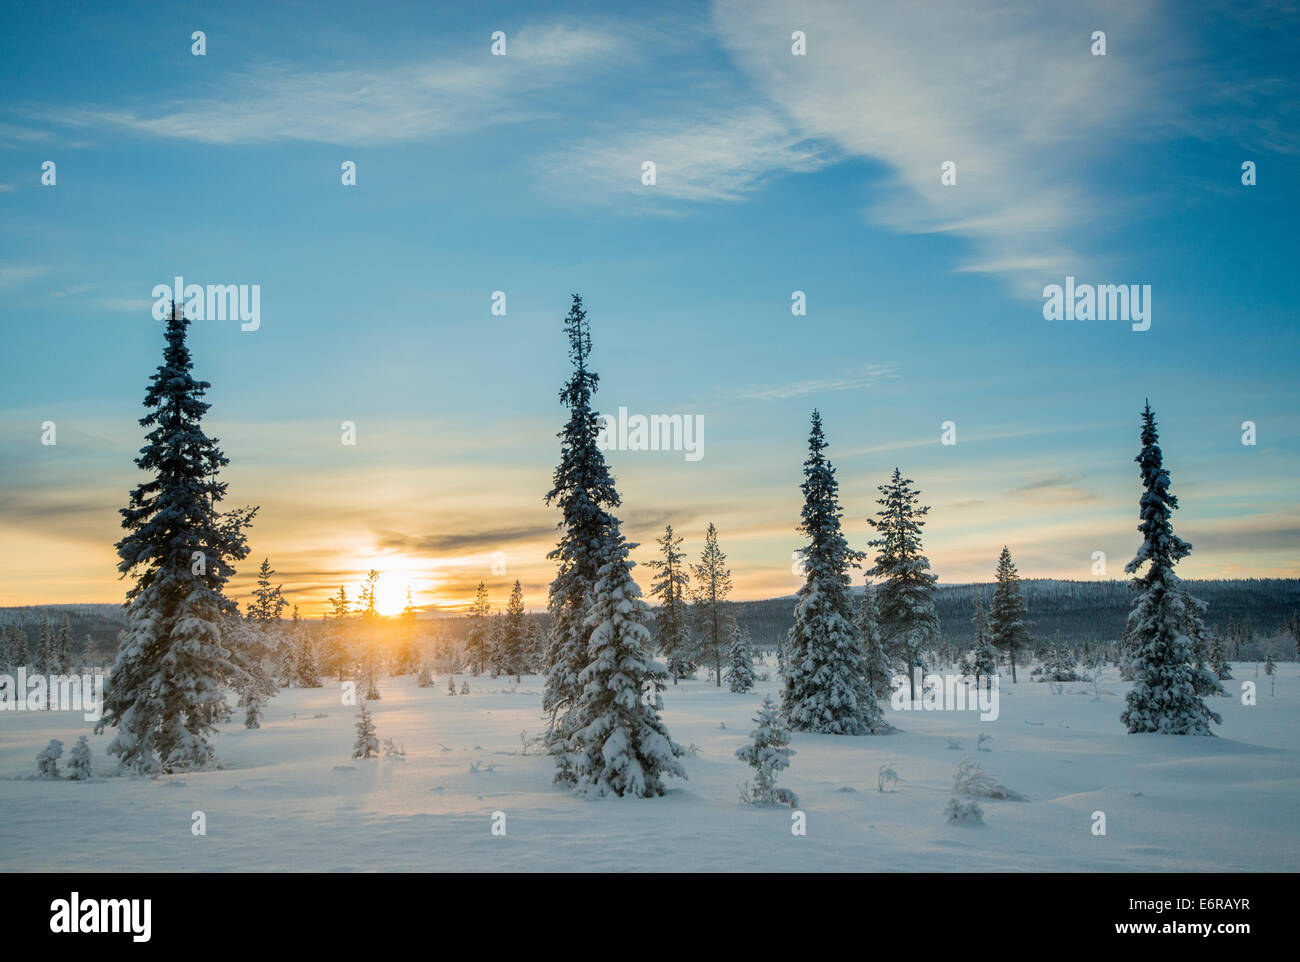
[352,701,378,759]
[0,626,11,670]
[67,735,94,780]
[287,605,322,688]
[855,580,893,699]
[392,590,419,676]
[36,616,55,673]
[987,547,1032,684]
[499,580,527,683]
[487,612,506,677]
[646,524,695,684]
[867,467,940,702]
[736,695,798,808]
[542,294,621,752]
[691,522,735,687]
[460,679,470,695]
[969,593,998,687]
[525,617,546,674]
[56,615,75,673]
[726,623,756,693]
[556,521,685,796]
[466,581,491,676]
[1042,642,1078,683]
[782,411,884,735]
[36,739,63,778]
[235,556,285,715]
[324,586,352,681]
[97,302,256,773]
[227,614,277,729]
[447,676,456,695]
[1120,402,1221,735]
[10,627,29,669]
[359,569,382,699]
[1208,633,1231,680]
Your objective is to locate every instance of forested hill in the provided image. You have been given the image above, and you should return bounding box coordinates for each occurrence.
[5,578,1297,662]
[733,578,1300,653]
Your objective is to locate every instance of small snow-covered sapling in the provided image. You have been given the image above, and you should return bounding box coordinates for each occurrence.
[67,735,93,780]
[36,739,63,778]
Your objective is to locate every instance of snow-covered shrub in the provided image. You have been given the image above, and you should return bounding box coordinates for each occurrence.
[952,758,1025,800]
[352,703,378,759]
[1042,644,1081,682]
[736,695,798,807]
[36,739,63,778]
[446,676,457,695]
[66,735,93,780]
[944,796,984,825]
[459,680,470,695]
[878,763,900,792]
[416,666,434,688]
[381,737,405,759]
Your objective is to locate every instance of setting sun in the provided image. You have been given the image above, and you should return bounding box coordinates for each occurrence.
[370,576,412,617]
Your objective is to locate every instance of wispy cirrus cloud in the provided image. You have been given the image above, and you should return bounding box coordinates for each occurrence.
[0,265,49,289]
[738,363,897,401]
[549,105,837,205]
[711,0,1194,296]
[36,23,627,146]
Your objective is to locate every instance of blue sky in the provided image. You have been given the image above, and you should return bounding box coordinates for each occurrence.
[1,0,1297,612]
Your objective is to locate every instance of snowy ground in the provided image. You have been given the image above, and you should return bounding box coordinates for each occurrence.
[2,663,1297,872]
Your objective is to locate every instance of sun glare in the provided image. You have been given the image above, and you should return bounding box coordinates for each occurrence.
[372,578,410,617]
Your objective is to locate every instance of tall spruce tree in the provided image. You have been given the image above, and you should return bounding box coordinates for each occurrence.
[1120,402,1221,735]
[466,581,491,676]
[390,589,419,676]
[36,617,55,673]
[646,524,695,683]
[542,294,620,751]
[238,556,285,708]
[557,521,686,796]
[359,569,382,699]
[691,522,734,687]
[867,467,940,700]
[55,615,75,673]
[988,547,1031,683]
[500,580,527,682]
[98,302,255,773]
[327,586,352,681]
[10,628,29,669]
[969,592,998,687]
[782,412,883,734]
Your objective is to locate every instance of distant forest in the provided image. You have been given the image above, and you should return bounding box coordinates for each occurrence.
[5,578,1298,668]
[731,579,1300,658]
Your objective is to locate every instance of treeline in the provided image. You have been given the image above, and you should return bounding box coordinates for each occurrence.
[8,575,1298,671]
[722,578,1300,658]
[0,606,126,666]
